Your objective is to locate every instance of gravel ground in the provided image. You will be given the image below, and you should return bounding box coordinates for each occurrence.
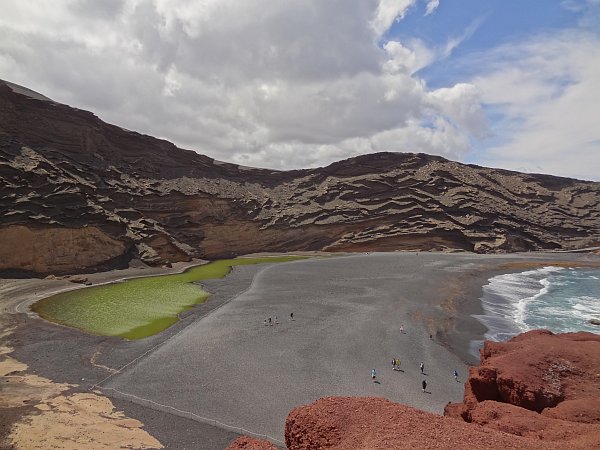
[100,253,501,443]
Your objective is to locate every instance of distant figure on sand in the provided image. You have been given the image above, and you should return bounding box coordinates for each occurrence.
[422,380,427,392]
[290,312,294,320]
[275,315,278,324]
[268,317,272,326]
[391,359,396,370]
[371,368,377,380]
[420,362,424,374]
[399,325,404,334]
[264,319,267,326]
[395,358,401,370]
[454,369,459,381]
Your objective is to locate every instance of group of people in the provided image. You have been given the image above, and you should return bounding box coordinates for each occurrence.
[264,312,294,326]
[369,326,461,394]
[371,361,458,393]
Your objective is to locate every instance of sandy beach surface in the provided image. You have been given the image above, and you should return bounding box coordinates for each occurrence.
[1,251,599,449]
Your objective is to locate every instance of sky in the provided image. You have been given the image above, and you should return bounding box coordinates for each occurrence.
[1,0,599,180]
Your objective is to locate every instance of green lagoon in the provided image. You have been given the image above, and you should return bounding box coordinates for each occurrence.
[33,256,305,339]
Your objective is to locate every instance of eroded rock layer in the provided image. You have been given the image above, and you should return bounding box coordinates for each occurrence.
[2,80,600,274]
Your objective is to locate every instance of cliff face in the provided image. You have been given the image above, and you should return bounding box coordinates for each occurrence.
[2,80,600,274]
[445,330,600,446]
[226,331,600,450]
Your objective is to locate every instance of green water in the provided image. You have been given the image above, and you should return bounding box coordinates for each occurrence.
[33,256,305,340]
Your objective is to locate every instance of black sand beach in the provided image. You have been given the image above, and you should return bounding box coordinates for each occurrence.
[1,251,599,448]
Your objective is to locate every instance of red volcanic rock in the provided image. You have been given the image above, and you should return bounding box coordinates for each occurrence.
[226,436,279,450]
[445,330,600,446]
[285,397,556,450]
[466,401,600,448]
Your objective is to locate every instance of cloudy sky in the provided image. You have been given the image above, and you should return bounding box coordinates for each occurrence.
[1,0,599,180]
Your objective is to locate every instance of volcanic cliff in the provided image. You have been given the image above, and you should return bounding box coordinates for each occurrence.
[2,80,600,275]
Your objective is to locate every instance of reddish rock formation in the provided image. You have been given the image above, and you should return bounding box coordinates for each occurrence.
[445,330,600,447]
[284,397,558,449]
[226,436,279,450]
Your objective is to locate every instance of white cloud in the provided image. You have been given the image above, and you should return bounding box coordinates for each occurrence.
[442,16,485,59]
[561,0,600,12]
[383,39,435,74]
[472,30,600,180]
[424,0,440,16]
[428,84,488,139]
[370,0,416,36]
[0,0,485,170]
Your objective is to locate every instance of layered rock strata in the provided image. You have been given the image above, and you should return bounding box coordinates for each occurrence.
[2,80,600,274]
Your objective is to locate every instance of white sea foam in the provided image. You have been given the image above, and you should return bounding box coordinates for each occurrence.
[475,266,571,344]
[572,297,600,320]
[474,267,600,353]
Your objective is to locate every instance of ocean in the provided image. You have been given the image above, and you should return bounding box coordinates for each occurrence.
[470,266,600,356]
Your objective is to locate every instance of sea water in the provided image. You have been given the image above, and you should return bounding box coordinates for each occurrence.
[470,267,600,356]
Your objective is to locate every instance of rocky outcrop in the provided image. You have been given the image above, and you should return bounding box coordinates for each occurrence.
[0,225,130,274]
[2,80,600,274]
[445,330,600,447]
[282,397,560,449]
[226,436,279,450]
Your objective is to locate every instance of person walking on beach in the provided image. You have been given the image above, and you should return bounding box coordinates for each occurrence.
[268,317,272,326]
[422,379,427,393]
[275,315,278,324]
[371,368,377,380]
[391,359,396,370]
[290,312,294,321]
[454,369,459,381]
[399,324,404,334]
[264,319,267,326]
[420,362,424,374]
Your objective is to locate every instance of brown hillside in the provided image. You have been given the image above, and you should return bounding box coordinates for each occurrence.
[1,80,599,274]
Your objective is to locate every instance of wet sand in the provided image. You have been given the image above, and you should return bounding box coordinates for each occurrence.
[1,251,599,448]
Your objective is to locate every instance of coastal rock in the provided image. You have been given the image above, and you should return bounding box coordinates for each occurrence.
[226,436,279,450]
[2,80,600,274]
[588,319,600,326]
[445,330,600,445]
[283,397,559,449]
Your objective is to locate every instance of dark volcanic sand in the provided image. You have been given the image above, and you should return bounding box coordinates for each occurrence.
[2,251,599,448]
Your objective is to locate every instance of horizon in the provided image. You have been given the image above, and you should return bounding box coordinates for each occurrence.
[1,1,599,180]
